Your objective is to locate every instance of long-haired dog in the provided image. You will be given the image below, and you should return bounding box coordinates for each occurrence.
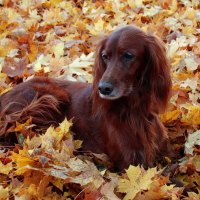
[0,26,171,171]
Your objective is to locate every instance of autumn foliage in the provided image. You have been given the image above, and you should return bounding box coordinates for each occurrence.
[0,0,200,199]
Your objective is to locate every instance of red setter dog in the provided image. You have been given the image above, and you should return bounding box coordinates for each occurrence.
[0,26,171,171]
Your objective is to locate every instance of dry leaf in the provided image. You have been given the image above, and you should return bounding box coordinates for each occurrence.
[185,130,200,155]
[118,166,157,200]
[0,161,12,175]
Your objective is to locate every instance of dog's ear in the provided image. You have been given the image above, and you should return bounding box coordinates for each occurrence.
[144,35,172,112]
[93,37,107,92]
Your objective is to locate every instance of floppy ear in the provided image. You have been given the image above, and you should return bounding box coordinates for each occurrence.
[145,35,172,112]
[93,37,107,94]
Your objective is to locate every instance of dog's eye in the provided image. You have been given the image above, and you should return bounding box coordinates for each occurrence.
[123,52,134,62]
[101,53,109,61]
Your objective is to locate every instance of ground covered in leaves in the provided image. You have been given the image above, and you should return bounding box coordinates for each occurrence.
[0,0,200,199]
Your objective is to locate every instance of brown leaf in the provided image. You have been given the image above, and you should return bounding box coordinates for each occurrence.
[2,57,29,77]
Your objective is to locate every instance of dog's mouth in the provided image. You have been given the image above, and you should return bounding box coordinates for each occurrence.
[99,92,122,100]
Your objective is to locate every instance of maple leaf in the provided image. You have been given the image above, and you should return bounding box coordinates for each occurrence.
[181,104,200,125]
[31,54,50,73]
[89,18,105,36]
[25,136,42,150]
[180,77,198,92]
[184,54,199,71]
[117,166,157,200]
[66,53,94,69]
[10,150,39,175]
[188,191,200,200]
[2,57,29,77]
[127,0,143,8]
[67,157,104,189]
[160,109,181,123]
[101,182,120,200]
[28,43,38,62]
[0,185,9,199]
[62,52,94,82]
[45,164,70,180]
[134,176,178,200]
[41,118,73,153]
[185,130,200,155]
[14,119,32,132]
[0,161,12,175]
[52,41,64,59]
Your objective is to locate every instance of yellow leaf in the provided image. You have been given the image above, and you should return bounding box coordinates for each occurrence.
[128,0,143,8]
[0,63,2,73]
[0,87,13,95]
[28,43,38,62]
[182,26,195,35]
[0,161,12,175]
[41,118,72,151]
[173,72,193,81]
[183,7,195,20]
[181,104,200,125]
[0,185,9,199]
[27,184,37,196]
[118,166,157,200]
[40,126,56,151]
[25,136,42,150]
[50,0,62,6]
[161,184,175,191]
[188,191,200,199]
[0,72,6,79]
[134,176,176,200]
[160,109,181,123]
[0,46,10,57]
[74,140,83,150]
[14,119,32,132]
[89,19,105,36]
[57,118,72,134]
[33,54,49,72]
[20,0,33,10]
[75,20,86,31]
[52,179,64,191]
[170,0,177,12]
[10,149,38,175]
[52,42,64,59]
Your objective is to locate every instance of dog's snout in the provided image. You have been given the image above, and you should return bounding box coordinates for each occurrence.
[98,81,114,96]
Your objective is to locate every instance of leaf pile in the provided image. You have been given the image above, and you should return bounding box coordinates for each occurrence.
[0,0,200,199]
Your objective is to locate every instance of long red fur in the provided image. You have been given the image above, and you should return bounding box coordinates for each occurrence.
[0,26,171,171]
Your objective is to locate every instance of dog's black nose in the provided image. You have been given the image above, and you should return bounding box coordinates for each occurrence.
[98,81,114,96]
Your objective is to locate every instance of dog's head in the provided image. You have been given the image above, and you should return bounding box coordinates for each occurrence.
[93,25,171,110]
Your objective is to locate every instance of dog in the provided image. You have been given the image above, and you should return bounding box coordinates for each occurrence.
[0,25,171,171]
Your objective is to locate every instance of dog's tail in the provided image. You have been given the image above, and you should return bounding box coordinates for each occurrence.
[0,94,66,137]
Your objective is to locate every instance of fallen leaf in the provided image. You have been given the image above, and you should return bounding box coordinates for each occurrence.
[101,182,120,200]
[160,109,181,123]
[0,161,12,175]
[185,130,200,155]
[118,166,157,200]
[0,185,9,199]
